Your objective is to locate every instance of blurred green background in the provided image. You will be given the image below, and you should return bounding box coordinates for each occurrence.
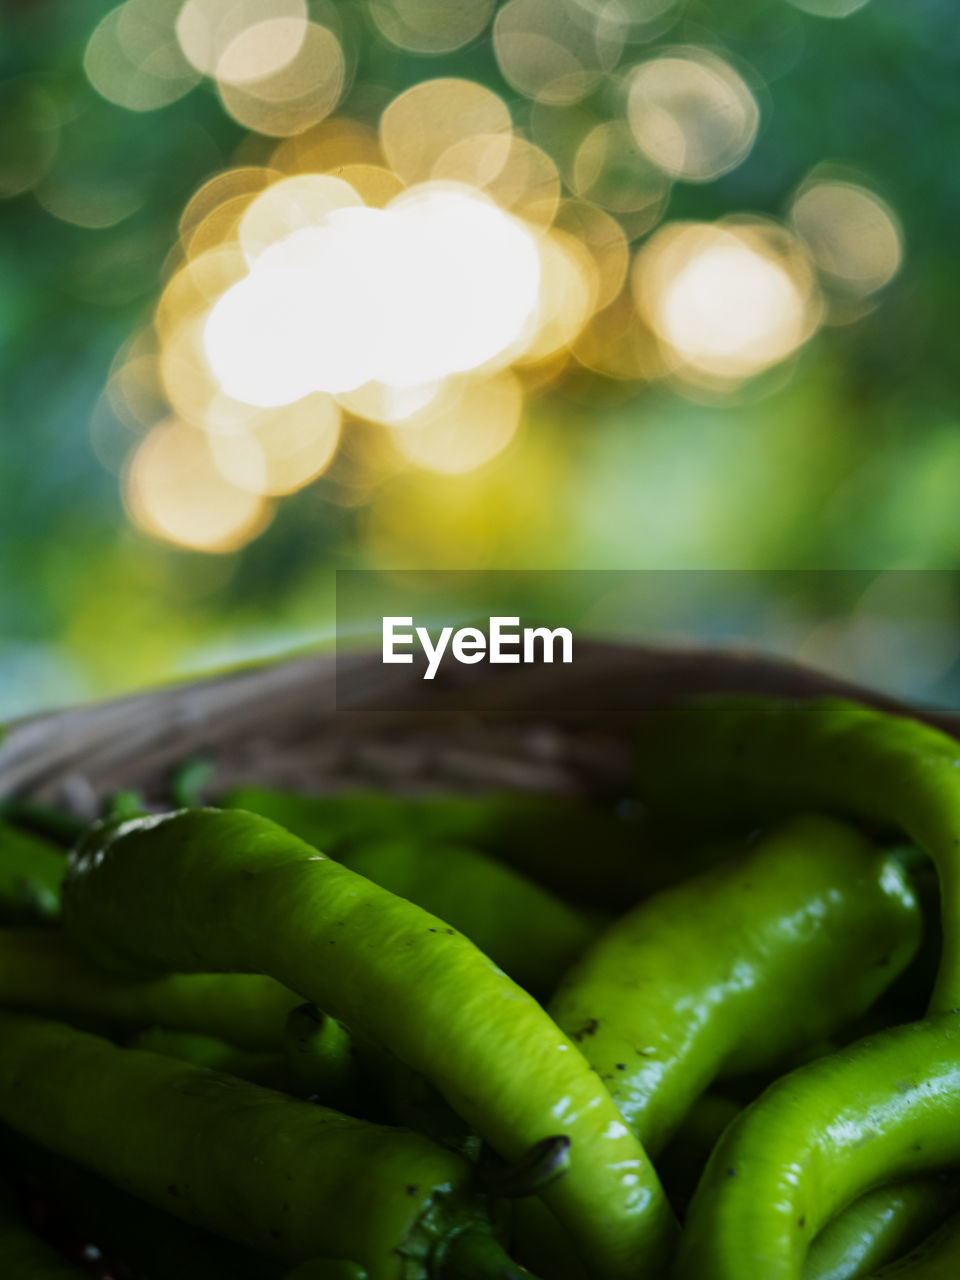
[2,0,958,718]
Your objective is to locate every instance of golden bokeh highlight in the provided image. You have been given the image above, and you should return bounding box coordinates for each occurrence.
[215,22,345,137]
[389,372,523,474]
[517,229,597,365]
[333,165,406,209]
[85,0,200,114]
[156,243,250,339]
[208,394,342,495]
[572,121,669,225]
[93,0,902,559]
[380,79,512,186]
[368,0,497,54]
[271,119,383,176]
[634,219,821,386]
[480,136,562,229]
[790,179,902,296]
[493,0,612,106]
[202,182,542,405]
[553,199,629,310]
[215,16,309,87]
[337,382,441,429]
[125,418,272,552]
[238,173,363,262]
[160,311,261,435]
[178,167,278,250]
[627,49,759,183]
[572,287,659,381]
[175,0,306,77]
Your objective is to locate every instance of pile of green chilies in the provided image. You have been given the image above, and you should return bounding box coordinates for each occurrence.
[1,695,960,1279]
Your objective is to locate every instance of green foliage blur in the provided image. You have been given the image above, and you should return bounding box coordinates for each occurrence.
[1,0,959,717]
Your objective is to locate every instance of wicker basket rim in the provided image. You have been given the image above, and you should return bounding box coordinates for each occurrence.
[1,640,954,810]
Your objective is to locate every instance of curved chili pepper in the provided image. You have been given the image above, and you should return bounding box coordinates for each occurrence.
[864,1202,960,1277]
[0,1010,508,1280]
[805,1176,960,1280]
[548,813,920,1155]
[635,695,960,1012]
[284,1004,360,1110]
[338,839,604,995]
[62,808,678,1280]
[0,928,300,1048]
[676,1013,960,1279]
[221,788,651,909]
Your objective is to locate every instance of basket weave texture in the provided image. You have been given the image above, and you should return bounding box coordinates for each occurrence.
[1,642,953,817]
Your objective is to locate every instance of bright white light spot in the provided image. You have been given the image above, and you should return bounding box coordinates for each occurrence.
[636,222,819,383]
[664,245,799,362]
[204,184,541,406]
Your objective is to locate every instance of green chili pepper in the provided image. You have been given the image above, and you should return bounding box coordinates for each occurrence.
[0,822,65,926]
[62,808,678,1280]
[865,1202,960,1277]
[0,1010,507,1279]
[0,1176,87,1279]
[338,839,604,996]
[548,813,921,1156]
[635,695,960,1012]
[2,1124,281,1280]
[284,1004,360,1110]
[804,1176,960,1280]
[0,928,300,1048]
[132,1027,293,1091]
[676,1013,960,1280]
[221,788,650,909]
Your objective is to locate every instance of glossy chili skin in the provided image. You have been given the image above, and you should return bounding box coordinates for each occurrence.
[804,1177,960,1280]
[548,814,921,1156]
[635,695,960,1012]
[866,1203,960,1277]
[0,928,300,1048]
[676,1014,960,1280]
[62,809,677,1280]
[338,839,603,996]
[0,1010,489,1280]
